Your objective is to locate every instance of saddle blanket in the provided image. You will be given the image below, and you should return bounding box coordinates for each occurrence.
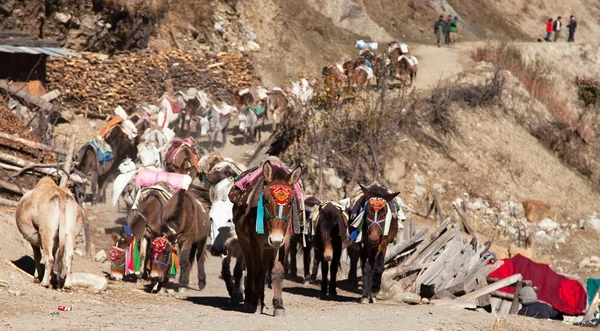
[131,183,176,210]
[98,116,124,139]
[135,168,192,191]
[88,138,113,164]
[165,137,197,167]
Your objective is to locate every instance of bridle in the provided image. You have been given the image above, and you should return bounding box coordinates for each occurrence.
[149,235,179,276]
[364,197,393,240]
[109,237,127,269]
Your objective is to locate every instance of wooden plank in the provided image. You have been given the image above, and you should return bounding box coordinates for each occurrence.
[430,216,454,241]
[492,290,515,301]
[453,203,475,237]
[509,280,522,314]
[59,132,76,187]
[487,277,532,287]
[417,239,464,287]
[456,274,522,302]
[385,227,428,264]
[0,179,27,195]
[584,288,600,322]
[40,89,61,102]
[0,80,60,113]
[0,197,18,207]
[0,132,68,155]
[432,192,444,223]
[415,226,459,265]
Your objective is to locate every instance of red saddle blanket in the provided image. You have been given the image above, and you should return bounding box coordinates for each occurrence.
[165,137,197,167]
[489,254,586,315]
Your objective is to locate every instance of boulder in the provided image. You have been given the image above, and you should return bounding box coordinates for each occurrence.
[54,12,71,24]
[69,272,108,293]
[396,292,421,305]
[413,173,425,185]
[522,200,552,223]
[94,250,107,263]
[584,218,600,232]
[247,41,261,52]
[537,218,559,232]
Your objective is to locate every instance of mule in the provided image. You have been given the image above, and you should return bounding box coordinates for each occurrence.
[230,161,302,316]
[76,121,136,204]
[284,195,321,284]
[165,138,199,180]
[16,177,83,288]
[199,102,231,152]
[239,105,266,145]
[209,177,245,302]
[148,189,210,293]
[394,56,417,86]
[108,230,136,281]
[266,89,288,131]
[352,184,400,304]
[312,201,349,298]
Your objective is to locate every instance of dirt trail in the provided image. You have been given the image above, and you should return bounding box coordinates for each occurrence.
[411,44,467,91]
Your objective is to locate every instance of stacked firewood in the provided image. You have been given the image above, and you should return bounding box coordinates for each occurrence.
[47,49,261,116]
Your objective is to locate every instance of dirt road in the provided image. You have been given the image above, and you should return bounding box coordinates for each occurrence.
[411,44,467,91]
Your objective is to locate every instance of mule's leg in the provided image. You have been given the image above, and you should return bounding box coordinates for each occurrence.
[250,257,264,314]
[233,254,245,302]
[311,246,321,283]
[361,260,373,304]
[320,254,329,298]
[288,238,298,278]
[32,244,43,283]
[271,247,285,317]
[90,172,98,205]
[348,246,359,288]
[177,241,194,291]
[196,239,208,291]
[302,242,312,284]
[40,231,58,288]
[62,232,75,289]
[222,255,234,297]
[266,255,274,289]
[221,126,228,147]
[329,237,342,297]
[372,252,385,295]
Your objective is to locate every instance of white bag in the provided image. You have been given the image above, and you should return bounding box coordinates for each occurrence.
[118,158,136,174]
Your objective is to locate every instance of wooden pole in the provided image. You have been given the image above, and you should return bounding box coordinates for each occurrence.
[0,179,27,195]
[509,280,523,314]
[456,274,522,302]
[0,197,18,207]
[60,132,77,188]
[0,131,67,155]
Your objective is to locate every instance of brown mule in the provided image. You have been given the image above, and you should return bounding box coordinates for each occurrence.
[266,89,289,131]
[165,141,199,180]
[148,189,210,293]
[231,161,302,316]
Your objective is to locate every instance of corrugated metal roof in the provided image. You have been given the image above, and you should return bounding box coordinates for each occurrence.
[0,45,78,57]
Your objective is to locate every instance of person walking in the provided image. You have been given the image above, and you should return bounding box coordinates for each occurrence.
[553,16,562,41]
[443,15,452,45]
[433,15,444,47]
[545,18,553,42]
[567,15,577,42]
[449,16,458,46]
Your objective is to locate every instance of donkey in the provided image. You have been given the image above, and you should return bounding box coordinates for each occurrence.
[200,102,232,152]
[231,161,302,316]
[395,56,418,86]
[148,189,210,293]
[165,138,199,180]
[285,195,322,284]
[76,122,136,204]
[352,184,400,304]
[16,177,83,288]
[238,105,266,145]
[266,89,288,131]
[209,177,245,302]
[312,201,349,298]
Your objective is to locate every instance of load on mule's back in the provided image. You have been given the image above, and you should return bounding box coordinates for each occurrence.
[16,177,84,289]
[229,160,303,316]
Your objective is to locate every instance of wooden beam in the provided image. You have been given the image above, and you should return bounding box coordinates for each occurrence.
[584,288,600,322]
[509,280,523,314]
[0,152,85,184]
[385,227,429,264]
[456,274,522,302]
[0,197,18,207]
[491,290,515,301]
[0,131,67,155]
[453,203,475,237]
[0,179,27,195]
[0,79,59,113]
[487,277,532,287]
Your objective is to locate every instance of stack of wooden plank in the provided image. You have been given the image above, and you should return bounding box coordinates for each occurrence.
[46,49,261,116]
[384,216,518,309]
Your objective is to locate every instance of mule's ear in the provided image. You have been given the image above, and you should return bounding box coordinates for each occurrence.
[263,161,274,183]
[383,191,401,202]
[110,232,121,243]
[288,165,302,185]
[360,184,372,200]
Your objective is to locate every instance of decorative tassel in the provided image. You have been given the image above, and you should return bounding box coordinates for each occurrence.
[133,237,141,273]
[170,251,180,276]
[292,199,301,235]
[256,193,265,234]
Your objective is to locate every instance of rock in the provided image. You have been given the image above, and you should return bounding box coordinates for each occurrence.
[522,200,552,223]
[432,183,445,194]
[383,157,406,187]
[413,173,425,185]
[94,250,107,263]
[214,22,224,33]
[584,218,600,232]
[580,257,593,269]
[247,41,260,52]
[421,297,430,304]
[397,292,421,304]
[507,227,517,236]
[538,218,559,232]
[413,185,426,197]
[69,272,108,293]
[74,248,84,257]
[8,290,20,296]
[534,230,552,244]
[467,199,485,211]
[244,29,257,40]
[497,220,506,228]
[54,12,71,24]
[327,175,343,190]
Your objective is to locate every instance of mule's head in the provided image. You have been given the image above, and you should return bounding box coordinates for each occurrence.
[360,185,400,245]
[317,202,348,262]
[148,234,178,281]
[109,232,134,280]
[209,199,234,256]
[262,161,302,249]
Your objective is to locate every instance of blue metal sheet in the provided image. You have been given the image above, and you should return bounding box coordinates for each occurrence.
[0,45,79,57]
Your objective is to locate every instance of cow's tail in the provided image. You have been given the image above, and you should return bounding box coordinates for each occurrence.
[54,192,77,281]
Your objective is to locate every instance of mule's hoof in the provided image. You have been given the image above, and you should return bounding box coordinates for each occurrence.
[231,292,243,303]
[360,297,369,304]
[33,278,41,284]
[158,287,166,294]
[274,308,285,317]
[329,290,338,297]
[370,296,377,304]
[40,281,50,288]
[198,281,206,291]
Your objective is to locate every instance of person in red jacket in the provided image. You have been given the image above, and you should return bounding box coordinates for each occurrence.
[545,18,553,42]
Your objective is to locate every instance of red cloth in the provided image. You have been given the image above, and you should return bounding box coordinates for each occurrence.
[489,254,586,315]
[546,22,553,33]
